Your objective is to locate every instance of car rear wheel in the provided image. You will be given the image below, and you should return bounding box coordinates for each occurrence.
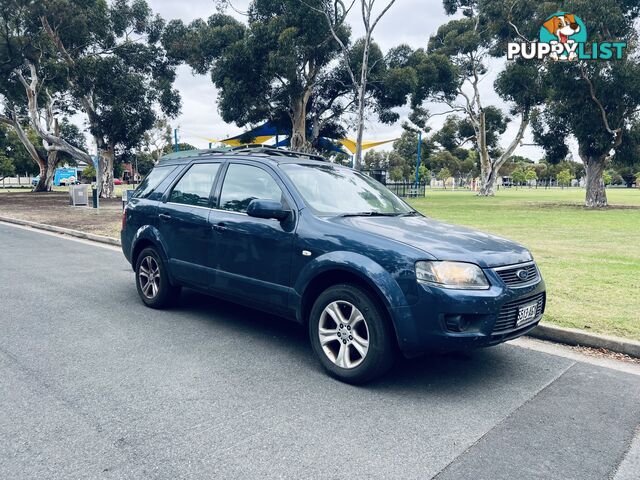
[135,247,180,308]
[309,284,395,384]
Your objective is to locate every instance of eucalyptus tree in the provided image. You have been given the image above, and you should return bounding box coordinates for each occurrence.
[0,0,179,197]
[164,1,348,151]
[531,49,640,206]
[308,0,400,168]
[36,0,180,197]
[482,0,640,207]
[309,37,420,152]
[412,0,547,196]
[0,0,91,191]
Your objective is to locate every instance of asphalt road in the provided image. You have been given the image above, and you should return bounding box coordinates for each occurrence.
[1,222,639,480]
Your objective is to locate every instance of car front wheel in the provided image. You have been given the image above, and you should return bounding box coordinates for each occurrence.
[135,247,180,309]
[309,284,395,384]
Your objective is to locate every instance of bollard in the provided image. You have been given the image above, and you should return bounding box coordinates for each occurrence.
[92,186,99,209]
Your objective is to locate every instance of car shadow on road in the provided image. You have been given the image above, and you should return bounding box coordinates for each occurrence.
[167,288,558,395]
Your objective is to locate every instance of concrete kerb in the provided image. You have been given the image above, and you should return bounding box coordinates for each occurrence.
[0,215,121,247]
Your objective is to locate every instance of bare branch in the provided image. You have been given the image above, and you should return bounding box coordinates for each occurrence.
[507,1,531,43]
[41,16,75,66]
[13,62,92,165]
[427,108,466,119]
[370,0,397,33]
[41,15,101,143]
[5,108,43,166]
[495,111,530,171]
[581,68,622,147]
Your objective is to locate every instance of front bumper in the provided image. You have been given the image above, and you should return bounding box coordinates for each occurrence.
[390,270,546,357]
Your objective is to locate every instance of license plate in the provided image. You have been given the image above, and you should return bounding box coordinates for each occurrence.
[517,302,538,326]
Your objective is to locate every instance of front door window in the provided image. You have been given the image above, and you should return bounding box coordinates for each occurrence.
[169,163,220,207]
[219,164,284,212]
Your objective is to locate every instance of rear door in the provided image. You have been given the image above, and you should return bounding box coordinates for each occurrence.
[209,162,296,310]
[157,162,221,288]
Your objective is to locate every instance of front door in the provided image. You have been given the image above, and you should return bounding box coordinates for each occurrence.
[157,162,221,288]
[209,162,295,309]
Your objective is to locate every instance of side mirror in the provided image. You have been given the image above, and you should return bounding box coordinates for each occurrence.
[247,199,290,221]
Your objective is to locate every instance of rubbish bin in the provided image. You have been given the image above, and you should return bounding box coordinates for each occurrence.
[69,184,89,206]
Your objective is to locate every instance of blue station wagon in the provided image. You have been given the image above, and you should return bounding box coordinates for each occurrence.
[121,147,546,383]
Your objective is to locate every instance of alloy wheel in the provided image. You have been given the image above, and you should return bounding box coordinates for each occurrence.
[318,301,370,369]
[138,255,160,299]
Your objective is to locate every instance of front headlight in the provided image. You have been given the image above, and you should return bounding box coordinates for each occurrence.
[415,261,490,290]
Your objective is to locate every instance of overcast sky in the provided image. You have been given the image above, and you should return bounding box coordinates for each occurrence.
[144,0,545,160]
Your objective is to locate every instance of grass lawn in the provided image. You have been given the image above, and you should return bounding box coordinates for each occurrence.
[408,187,640,341]
[0,187,34,192]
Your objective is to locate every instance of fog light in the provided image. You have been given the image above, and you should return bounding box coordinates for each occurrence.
[445,314,469,332]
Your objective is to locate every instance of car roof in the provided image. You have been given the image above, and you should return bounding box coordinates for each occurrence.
[157,145,332,168]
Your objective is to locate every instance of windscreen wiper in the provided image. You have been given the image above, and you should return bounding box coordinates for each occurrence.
[399,211,421,217]
[338,211,402,218]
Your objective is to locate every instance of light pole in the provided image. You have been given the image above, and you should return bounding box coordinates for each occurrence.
[414,130,422,187]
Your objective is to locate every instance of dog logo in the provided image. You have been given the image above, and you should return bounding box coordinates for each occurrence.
[539,13,587,61]
[507,12,625,61]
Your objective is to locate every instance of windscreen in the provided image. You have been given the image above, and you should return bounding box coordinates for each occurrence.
[280,163,413,215]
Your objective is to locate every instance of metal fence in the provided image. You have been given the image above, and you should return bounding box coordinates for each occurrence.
[0,175,37,187]
[385,182,426,198]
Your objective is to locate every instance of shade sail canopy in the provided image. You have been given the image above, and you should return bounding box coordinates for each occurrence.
[337,138,397,154]
[202,122,397,153]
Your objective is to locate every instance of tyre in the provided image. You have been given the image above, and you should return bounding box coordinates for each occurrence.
[135,247,181,308]
[309,284,395,384]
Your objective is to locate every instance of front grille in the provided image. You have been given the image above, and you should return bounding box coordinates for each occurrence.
[493,292,545,333]
[494,262,540,287]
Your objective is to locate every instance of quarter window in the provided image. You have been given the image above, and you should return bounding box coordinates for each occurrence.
[219,164,284,213]
[169,163,220,207]
[134,166,175,199]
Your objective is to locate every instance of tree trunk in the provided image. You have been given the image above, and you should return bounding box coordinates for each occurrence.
[477,161,496,195]
[583,156,607,207]
[354,83,367,171]
[290,99,309,152]
[353,73,368,170]
[354,28,373,171]
[475,109,494,196]
[33,120,60,193]
[33,151,57,192]
[310,116,322,148]
[477,142,498,196]
[477,112,529,197]
[100,146,115,198]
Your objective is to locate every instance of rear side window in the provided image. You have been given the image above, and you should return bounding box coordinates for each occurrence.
[134,166,175,199]
[169,163,220,207]
[219,164,283,213]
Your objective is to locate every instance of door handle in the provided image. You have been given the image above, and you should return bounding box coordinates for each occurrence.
[158,213,171,222]
[212,222,228,233]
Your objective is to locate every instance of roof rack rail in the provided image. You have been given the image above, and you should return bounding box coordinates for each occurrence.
[159,145,328,163]
[227,145,327,162]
